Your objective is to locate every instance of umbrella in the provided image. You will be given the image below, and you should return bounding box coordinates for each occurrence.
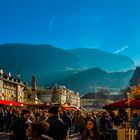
[0,100,22,106]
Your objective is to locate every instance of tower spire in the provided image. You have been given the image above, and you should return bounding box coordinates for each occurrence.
[31,75,38,103]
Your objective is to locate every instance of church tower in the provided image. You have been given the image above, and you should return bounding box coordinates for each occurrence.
[31,75,38,103]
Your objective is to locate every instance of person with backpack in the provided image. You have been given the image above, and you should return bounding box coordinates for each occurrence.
[45,106,68,140]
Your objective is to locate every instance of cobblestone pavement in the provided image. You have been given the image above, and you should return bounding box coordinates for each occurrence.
[69,133,81,140]
[0,132,81,140]
[0,132,10,140]
[0,136,9,140]
[69,136,81,140]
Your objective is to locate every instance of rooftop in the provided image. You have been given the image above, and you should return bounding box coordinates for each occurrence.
[81,93,96,99]
[0,69,25,86]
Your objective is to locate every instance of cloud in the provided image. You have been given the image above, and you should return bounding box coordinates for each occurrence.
[114,45,128,54]
[69,15,104,25]
[58,67,87,72]
[48,16,55,30]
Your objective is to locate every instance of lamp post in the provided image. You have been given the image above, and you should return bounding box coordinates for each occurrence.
[127,92,131,122]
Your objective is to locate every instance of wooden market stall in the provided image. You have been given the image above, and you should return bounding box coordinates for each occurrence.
[103,85,140,120]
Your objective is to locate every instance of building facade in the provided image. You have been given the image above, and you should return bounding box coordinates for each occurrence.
[40,85,80,107]
[0,69,26,103]
[81,92,113,110]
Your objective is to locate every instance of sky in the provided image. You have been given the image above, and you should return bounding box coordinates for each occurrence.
[0,0,140,64]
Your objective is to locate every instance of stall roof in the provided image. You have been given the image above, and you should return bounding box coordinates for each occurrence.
[103,99,140,109]
[0,100,22,106]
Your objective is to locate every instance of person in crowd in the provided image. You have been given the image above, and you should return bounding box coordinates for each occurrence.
[40,121,50,135]
[12,110,20,122]
[10,109,31,140]
[77,114,85,134]
[0,108,4,131]
[45,106,68,140]
[85,113,93,124]
[3,109,8,131]
[135,120,140,140]
[105,114,112,129]
[73,111,80,133]
[131,113,139,130]
[95,113,101,128]
[5,108,13,131]
[113,115,122,127]
[26,123,53,140]
[92,112,97,121]
[35,110,41,123]
[67,110,73,120]
[61,110,72,129]
[81,118,100,140]
[40,110,48,122]
[99,112,107,140]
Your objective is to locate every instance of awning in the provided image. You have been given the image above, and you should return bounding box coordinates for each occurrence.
[63,105,79,111]
[103,99,140,109]
[64,107,78,111]
[63,104,69,108]
[0,100,22,106]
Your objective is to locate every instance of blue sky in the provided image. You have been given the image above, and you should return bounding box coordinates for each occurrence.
[0,0,140,64]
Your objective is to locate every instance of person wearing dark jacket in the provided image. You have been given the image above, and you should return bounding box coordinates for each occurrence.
[46,106,68,140]
[0,108,4,131]
[61,111,72,129]
[10,109,31,140]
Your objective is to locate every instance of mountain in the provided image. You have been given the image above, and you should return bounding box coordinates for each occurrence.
[129,66,140,86]
[68,48,135,71]
[54,67,134,94]
[0,43,81,85]
[0,43,135,94]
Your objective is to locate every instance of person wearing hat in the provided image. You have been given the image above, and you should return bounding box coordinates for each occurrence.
[45,106,68,140]
[10,109,31,140]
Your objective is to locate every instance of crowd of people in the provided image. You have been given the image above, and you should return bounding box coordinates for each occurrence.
[0,106,140,140]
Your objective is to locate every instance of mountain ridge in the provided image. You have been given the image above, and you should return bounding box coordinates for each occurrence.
[0,43,135,94]
[54,67,134,94]
[68,48,135,71]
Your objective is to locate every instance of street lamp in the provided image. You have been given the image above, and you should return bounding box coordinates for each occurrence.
[127,92,131,122]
